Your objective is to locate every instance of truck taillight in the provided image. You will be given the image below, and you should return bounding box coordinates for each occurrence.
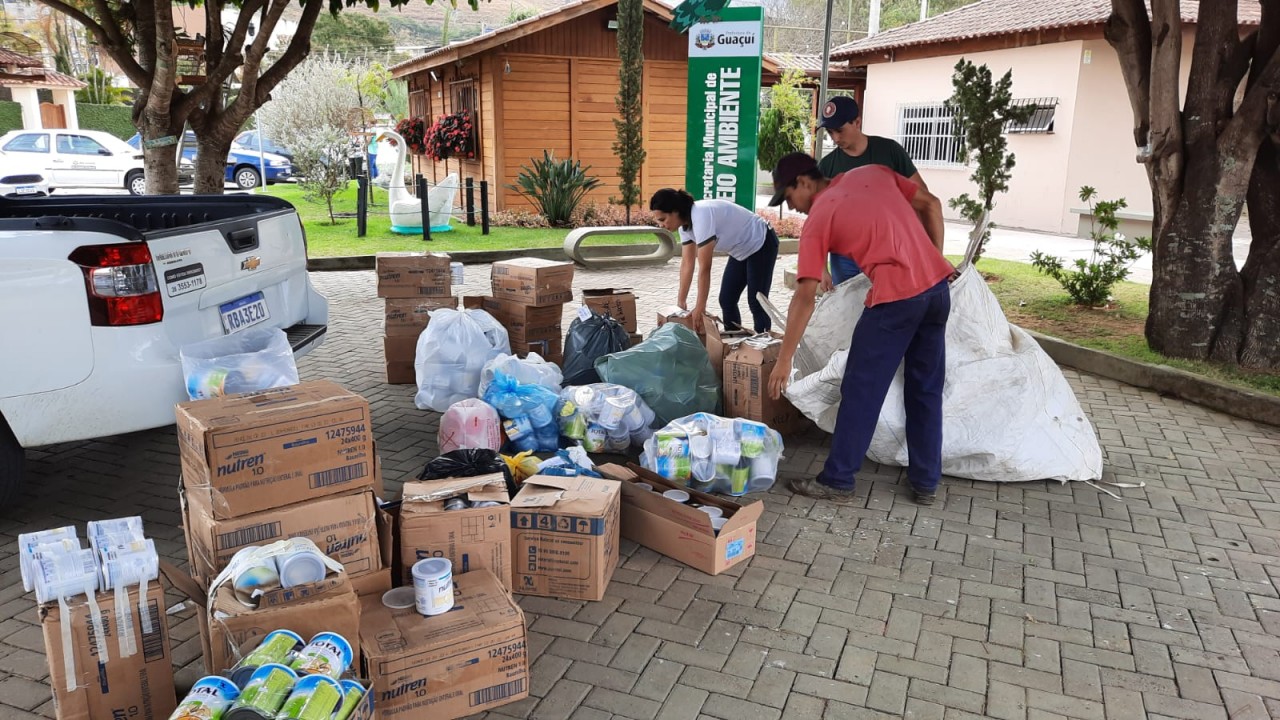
[68,243,164,326]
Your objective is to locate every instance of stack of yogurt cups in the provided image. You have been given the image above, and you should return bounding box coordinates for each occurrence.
[173,629,368,720]
[17,516,161,692]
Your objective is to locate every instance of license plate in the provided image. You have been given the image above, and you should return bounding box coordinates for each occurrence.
[15,185,36,194]
[220,292,270,334]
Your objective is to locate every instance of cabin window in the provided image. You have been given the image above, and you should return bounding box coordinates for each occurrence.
[1005,97,1058,134]
[451,78,480,158]
[895,103,961,167]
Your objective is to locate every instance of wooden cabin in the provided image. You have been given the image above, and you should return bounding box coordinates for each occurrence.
[390,0,865,212]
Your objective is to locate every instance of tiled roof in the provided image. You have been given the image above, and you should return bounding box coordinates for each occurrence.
[392,0,677,76]
[0,67,87,89]
[0,47,43,68]
[764,52,861,75]
[832,0,1262,61]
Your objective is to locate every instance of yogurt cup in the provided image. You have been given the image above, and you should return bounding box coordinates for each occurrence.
[698,506,724,519]
[662,489,690,504]
[711,517,728,534]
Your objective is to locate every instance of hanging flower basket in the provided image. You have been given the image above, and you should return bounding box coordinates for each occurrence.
[396,117,428,155]
[425,111,476,161]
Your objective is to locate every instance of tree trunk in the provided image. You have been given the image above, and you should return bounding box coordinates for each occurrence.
[1237,132,1280,368]
[194,131,238,194]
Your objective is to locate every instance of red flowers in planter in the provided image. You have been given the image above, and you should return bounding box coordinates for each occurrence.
[425,111,476,161]
[396,117,428,155]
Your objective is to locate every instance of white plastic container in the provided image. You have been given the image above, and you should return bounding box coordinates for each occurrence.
[276,548,327,588]
[412,558,455,616]
[662,489,690,504]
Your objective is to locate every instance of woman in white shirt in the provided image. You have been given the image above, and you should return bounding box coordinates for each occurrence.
[649,189,779,334]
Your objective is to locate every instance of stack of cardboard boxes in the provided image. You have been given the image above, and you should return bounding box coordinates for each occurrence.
[174,380,392,672]
[467,257,575,363]
[376,252,456,384]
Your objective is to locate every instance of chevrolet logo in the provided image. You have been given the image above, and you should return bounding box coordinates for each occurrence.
[241,256,261,271]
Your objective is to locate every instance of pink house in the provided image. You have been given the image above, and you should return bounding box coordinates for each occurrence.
[831,0,1261,237]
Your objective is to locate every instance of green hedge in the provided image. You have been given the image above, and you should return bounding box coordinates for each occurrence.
[77,103,135,139]
[0,101,21,135]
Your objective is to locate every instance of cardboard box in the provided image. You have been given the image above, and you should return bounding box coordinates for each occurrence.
[598,464,761,575]
[40,582,176,720]
[523,337,564,360]
[510,475,620,601]
[384,334,418,363]
[656,306,704,338]
[491,258,574,306]
[359,569,529,720]
[183,487,382,586]
[175,380,376,519]
[583,289,637,332]
[173,566,361,675]
[462,295,485,310]
[481,296,564,341]
[628,332,644,348]
[724,335,808,433]
[352,505,396,597]
[704,319,753,382]
[386,360,415,385]
[399,474,513,589]
[376,252,452,298]
[384,296,457,336]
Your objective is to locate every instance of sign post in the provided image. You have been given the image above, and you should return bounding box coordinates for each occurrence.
[684,5,764,211]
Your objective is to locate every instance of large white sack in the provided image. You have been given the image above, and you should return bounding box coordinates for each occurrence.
[414,308,511,412]
[781,265,1102,483]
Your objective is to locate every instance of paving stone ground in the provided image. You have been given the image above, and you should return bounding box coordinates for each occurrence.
[3,260,1280,720]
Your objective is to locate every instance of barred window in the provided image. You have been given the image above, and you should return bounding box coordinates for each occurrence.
[1005,97,1058,134]
[895,103,961,166]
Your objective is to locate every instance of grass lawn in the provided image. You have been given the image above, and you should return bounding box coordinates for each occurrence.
[266,183,647,257]
[968,256,1280,397]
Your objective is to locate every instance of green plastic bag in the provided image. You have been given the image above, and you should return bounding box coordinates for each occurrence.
[594,323,721,426]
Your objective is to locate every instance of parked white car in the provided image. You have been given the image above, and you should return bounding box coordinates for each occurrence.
[0,158,49,197]
[0,128,148,195]
[0,192,330,504]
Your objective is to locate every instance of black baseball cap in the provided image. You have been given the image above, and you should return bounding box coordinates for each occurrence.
[817,96,860,130]
[769,152,819,207]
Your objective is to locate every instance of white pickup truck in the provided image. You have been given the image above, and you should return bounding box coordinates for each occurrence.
[0,193,329,504]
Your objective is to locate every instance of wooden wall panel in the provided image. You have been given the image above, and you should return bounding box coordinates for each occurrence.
[501,56,572,210]
[497,8,686,62]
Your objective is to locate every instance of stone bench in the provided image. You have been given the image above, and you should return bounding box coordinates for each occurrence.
[563,225,678,268]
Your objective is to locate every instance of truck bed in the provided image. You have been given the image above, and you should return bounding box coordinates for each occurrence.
[0,193,296,236]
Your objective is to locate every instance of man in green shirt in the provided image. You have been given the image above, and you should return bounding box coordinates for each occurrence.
[816,96,931,289]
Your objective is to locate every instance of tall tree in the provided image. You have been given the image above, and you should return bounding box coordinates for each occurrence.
[757,68,809,171]
[1106,0,1280,368]
[613,0,645,222]
[36,0,481,195]
[311,13,396,55]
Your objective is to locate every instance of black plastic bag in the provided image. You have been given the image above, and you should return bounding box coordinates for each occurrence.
[562,311,630,386]
[417,448,517,497]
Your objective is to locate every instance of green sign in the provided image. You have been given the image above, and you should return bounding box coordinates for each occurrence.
[684,6,764,211]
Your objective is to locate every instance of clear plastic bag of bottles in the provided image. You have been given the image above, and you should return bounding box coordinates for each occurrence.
[180,327,300,400]
[556,384,656,452]
[414,309,511,412]
[483,370,561,453]
[640,412,784,496]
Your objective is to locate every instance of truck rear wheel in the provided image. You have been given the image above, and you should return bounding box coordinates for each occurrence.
[0,416,23,508]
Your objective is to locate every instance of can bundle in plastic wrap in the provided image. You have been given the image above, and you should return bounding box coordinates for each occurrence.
[483,369,561,453]
[641,413,784,495]
[557,384,656,452]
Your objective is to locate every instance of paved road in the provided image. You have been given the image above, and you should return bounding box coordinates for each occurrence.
[3,261,1279,719]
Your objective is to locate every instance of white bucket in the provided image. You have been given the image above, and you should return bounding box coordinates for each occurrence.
[412,558,454,616]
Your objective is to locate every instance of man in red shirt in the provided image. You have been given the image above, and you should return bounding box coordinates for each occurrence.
[767,152,953,505]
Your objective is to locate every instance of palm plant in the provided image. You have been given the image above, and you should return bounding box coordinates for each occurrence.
[507,151,602,227]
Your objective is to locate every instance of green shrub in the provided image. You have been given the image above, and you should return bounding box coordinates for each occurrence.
[0,101,22,134]
[1030,186,1153,306]
[77,103,135,139]
[507,151,602,228]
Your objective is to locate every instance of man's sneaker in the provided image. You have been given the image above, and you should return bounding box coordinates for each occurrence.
[911,488,937,506]
[787,475,856,504]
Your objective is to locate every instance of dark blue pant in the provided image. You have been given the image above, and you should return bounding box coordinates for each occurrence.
[720,228,779,333]
[821,280,950,492]
[829,253,862,284]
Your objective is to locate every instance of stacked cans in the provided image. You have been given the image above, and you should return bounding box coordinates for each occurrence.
[175,630,367,720]
[228,540,330,607]
[19,517,160,607]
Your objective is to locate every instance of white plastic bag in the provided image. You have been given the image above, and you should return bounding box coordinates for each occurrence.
[778,266,1102,483]
[438,399,503,454]
[180,327,300,400]
[479,353,563,397]
[414,308,511,411]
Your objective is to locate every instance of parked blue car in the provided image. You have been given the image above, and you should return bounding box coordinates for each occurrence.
[234,130,294,163]
[127,132,292,189]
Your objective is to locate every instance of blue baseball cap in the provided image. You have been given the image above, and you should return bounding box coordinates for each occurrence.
[817,96,860,130]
